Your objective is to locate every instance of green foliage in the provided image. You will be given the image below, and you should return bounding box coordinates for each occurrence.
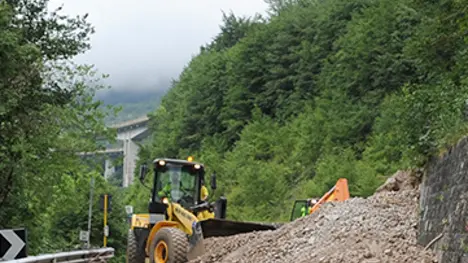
[0,0,127,258]
[203,11,264,52]
[129,0,468,225]
[43,173,127,254]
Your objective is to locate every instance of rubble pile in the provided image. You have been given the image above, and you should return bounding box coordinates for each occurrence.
[190,170,437,263]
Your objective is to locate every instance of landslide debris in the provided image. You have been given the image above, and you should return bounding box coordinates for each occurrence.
[190,170,436,263]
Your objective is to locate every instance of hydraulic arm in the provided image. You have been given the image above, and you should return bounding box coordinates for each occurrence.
[309,178,350,214]
[290,178,350,221]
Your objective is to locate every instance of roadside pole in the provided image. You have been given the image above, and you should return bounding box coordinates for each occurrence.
[103,194,108,247]
[99,193,111,247]
[87,177,95,249]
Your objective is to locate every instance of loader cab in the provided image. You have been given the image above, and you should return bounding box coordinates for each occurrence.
[150,158,205,211]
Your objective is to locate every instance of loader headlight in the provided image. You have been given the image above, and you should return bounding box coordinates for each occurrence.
[158,160,166,166]
[162,197,169,204]
[194,164,201,169]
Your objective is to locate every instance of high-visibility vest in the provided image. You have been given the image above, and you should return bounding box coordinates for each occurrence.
[301,206,307,216]
[158,184,171,199]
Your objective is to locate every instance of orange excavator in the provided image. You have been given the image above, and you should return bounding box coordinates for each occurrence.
[290,178,350,221]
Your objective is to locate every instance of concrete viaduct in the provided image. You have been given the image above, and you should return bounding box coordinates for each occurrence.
[107,116,150,187]
[90,116,151,187]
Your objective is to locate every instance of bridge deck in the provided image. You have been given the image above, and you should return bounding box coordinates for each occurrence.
[110,116,149,130]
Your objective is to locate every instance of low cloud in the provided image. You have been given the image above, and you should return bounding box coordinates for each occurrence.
[48,0,268,91]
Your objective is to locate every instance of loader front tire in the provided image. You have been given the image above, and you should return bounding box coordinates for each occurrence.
[149,227,188,263]
[127,229,145,263]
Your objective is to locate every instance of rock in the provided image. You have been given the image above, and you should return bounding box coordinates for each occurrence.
[363,251,373,258]
[376,177,399,192]
[188,170,437,263]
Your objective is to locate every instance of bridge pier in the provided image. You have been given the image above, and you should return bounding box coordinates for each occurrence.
[112,116,150,187]
[78,116,150,187]
[122,139,139,187]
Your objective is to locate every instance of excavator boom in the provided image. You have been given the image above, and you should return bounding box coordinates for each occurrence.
[309,178,350,214]
[290,178,350,221]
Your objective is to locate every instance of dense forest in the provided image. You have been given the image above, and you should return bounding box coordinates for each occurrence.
[128,0,468,223]
[0,0,128,261]
[2,0,468,261]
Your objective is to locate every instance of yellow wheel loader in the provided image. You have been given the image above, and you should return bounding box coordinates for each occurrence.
[126,157,276,263]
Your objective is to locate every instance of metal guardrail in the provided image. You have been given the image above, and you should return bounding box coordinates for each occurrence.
[2,247,115,263]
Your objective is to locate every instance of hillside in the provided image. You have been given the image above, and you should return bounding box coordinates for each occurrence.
[126,0,468,223]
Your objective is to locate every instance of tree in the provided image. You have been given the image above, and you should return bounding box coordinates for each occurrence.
[0,0,126,255]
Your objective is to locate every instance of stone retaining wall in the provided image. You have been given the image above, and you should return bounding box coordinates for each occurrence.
[419,137,468,263]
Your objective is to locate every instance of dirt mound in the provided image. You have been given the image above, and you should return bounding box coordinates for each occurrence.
[375,169,423,193]
[189,170,436,263]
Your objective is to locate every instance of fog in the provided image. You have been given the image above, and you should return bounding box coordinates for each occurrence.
[47,0,269,92]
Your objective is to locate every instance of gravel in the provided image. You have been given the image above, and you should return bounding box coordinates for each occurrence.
[189,170,437,263]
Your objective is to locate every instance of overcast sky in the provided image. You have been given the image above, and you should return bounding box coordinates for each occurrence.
[47,0,269,92]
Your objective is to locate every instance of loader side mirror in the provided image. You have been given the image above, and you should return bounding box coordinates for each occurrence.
[210,172,217,190]
[139,164,148,181]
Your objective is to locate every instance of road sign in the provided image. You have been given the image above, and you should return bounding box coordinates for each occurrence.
[79,231,89,242]
[0,228,27,260]
[103,226,109,237]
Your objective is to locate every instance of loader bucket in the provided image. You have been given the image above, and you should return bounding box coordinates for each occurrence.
[199,218,277,238]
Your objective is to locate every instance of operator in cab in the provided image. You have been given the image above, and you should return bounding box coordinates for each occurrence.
[158,172,177,199]
[300,204,308,217]
[158,169,210,203]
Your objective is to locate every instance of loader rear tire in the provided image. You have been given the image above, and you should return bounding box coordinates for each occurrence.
[149,227,188,263]
[127,229,145,263]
